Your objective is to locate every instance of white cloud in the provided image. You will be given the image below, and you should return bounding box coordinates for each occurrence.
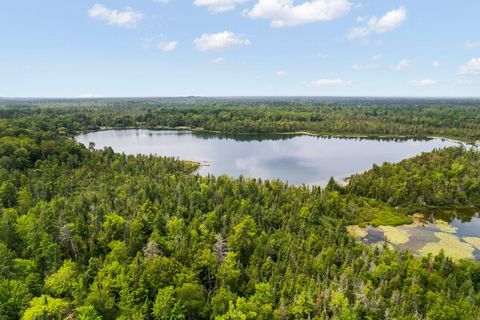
[212,57,225,63]
[154,0,169,3]
[352,63,378,71]
[317,53,329,59]
[348,6,406,39]
[245,0,352,28]
[373,7,407,32]
[276,70,286,76]
[308,78,352,87]
[370,54,382,61]
[465,41,480,49]
[194,31,251,51]
[158,41,178,52]
[194,0,248,13]
[457,58,480,75]
[88,4,143,28]
[432,61,440,68]
[390,59,411,72]
[408,79,437,87]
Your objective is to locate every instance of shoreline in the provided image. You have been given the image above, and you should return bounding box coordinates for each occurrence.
[72,126,477,145]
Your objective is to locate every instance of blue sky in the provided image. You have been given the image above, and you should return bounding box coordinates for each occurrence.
[1,0,479,97]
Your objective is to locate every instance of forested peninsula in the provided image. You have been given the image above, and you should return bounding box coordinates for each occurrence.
[1,98,479,319]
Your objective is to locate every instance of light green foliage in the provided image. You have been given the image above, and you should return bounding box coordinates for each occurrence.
[290,291,315,319]
[152,286,185,320]
[167,216,185,251]
[247,283,275,319]
[101,212,126,244]
[85,242,131,318]
[216,299,257,320]
[330,292,356,320]
[176,282,209,319]
[211,288,236,317]
[215,283,275,320]
[192,247,217,287]
[0,278,31,320]
[44,260,78,298]
[426,298,476,320]
[76,305,102,320]
[228,215,257,265]
[142,255,177,293]
[217,252,242,291]
[22,295,69,320]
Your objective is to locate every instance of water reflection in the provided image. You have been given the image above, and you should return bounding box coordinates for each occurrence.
[75,129,459,186]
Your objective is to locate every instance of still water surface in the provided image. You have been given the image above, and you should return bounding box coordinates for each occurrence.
[75,129,458,185]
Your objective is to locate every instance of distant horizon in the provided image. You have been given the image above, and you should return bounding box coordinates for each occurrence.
[2,95,480,101]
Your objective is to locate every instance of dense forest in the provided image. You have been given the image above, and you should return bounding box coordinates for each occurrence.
[2,97,480,142]
[347,147,480,208]
[0,100,480,319]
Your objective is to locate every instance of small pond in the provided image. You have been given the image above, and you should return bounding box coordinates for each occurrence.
[350,208,480,261]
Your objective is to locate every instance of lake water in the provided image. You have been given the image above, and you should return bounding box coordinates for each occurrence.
[75,129,459,185]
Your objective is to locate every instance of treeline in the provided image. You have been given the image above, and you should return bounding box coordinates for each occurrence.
[347,147,480,208]
[0,105,480,319]
[2,99,480,141]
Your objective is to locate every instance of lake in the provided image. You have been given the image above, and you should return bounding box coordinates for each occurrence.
[75,129,459,185]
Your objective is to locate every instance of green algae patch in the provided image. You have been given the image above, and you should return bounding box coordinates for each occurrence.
[435,220,458,233]
[463,237,480,250]
[347,225,367,239]
[419,232,474,261]
[411,212,425,219]
[379,226,411,245]
[410,212,429,226]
